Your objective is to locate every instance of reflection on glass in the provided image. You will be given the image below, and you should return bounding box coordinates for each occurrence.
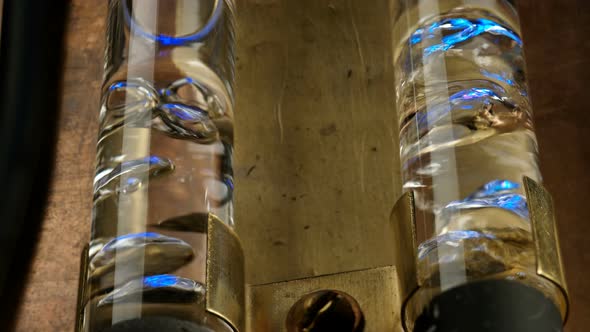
[393,0,561,328]
[80,1,236,331]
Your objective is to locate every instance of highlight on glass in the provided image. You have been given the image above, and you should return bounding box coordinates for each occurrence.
[77,1,239,331]
[392,0,567,330]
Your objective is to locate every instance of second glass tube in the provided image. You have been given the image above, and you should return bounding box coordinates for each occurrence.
[393,0,565,329]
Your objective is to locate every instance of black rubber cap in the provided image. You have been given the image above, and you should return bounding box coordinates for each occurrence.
[414,279,563,332]
[101,317,214,332]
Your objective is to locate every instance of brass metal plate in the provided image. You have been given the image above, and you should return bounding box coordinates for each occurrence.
[524,176,570,319]
[234,0,402,286]
[76,245,90,332]
[234,1,405,329]
[246,266,403,332]
[389,191,418,301]
[207,215,246,332]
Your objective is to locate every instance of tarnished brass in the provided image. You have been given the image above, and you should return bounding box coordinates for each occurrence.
[524,176,570,320]
[392,0,520,63]
[389,191,418,302]
[207,214,246,332]
[234,1,404,329]
[397,177,570,328]
[234,0,402,287]
[75,244,90,332]
[242,192,421,332]
[246,267,403,332]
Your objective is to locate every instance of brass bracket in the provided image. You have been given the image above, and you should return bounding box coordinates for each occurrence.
[75,178,567,332]
[393,177,570,328]
[523,177,570,320]
[239,177,570,332]
[76,244,90,332]
[75,215,246,332]
[206,214,246,332]
[239,191,415,332]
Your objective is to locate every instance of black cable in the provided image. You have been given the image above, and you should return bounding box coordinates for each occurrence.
[0,0,68,328]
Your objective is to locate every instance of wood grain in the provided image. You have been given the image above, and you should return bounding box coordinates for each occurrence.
[517,0,590,330]
[12,0,590,331]
[12,1,106,331]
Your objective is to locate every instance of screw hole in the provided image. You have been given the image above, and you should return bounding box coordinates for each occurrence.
[286,290,365,332]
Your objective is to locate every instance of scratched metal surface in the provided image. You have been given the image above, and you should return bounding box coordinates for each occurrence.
[233,0,401,285]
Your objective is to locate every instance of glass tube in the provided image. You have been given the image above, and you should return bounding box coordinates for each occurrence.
[392,0,562,328]
[80,1,236,331]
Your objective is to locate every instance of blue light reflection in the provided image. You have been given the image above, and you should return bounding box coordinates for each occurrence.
[468,179,520,199]
[443,179,529,219]
[122,0,224,46]
[481,70,515,86]
[143,274,179,288]
[410,17,522,57]
[410,85,505,133]
[159,103,209,122]
[450,88,500,101]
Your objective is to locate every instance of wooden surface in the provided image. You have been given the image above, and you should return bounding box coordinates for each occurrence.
[12,0,590,331]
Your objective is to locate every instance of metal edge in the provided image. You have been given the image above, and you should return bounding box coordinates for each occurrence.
[390,191,419,331]
[523,176,570,321]
[206,214,246,332]
[75,244,90,332]
[246,266,402,332]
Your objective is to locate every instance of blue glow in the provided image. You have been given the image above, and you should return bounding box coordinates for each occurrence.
[427,21,443,33]
[466,179,521,199]
[109,81,127,91]
[443,180,529,219]
[409,85,506,134]
[123,0,224,46]
[224,176,234,190]
[498,194,525,212]
[112,232,161,242]
[410,28,423,45]
[478,18,522,44]
[414,17,522,56]
[159,103,208,121]
[148,155,164,165]
[446,193,529,219]
[481,70,515,86]
[143,274,179,288]
[443,230,496,240]
[450,88,501,101]
[487,179,519,191]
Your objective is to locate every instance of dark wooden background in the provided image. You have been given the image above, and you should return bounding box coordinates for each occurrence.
[12,0,590,331]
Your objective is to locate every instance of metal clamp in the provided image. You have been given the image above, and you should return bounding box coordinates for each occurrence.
[523,177,569,320]
[76,177,567,332]
[206,214,246,332]
[393,177,570,330]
